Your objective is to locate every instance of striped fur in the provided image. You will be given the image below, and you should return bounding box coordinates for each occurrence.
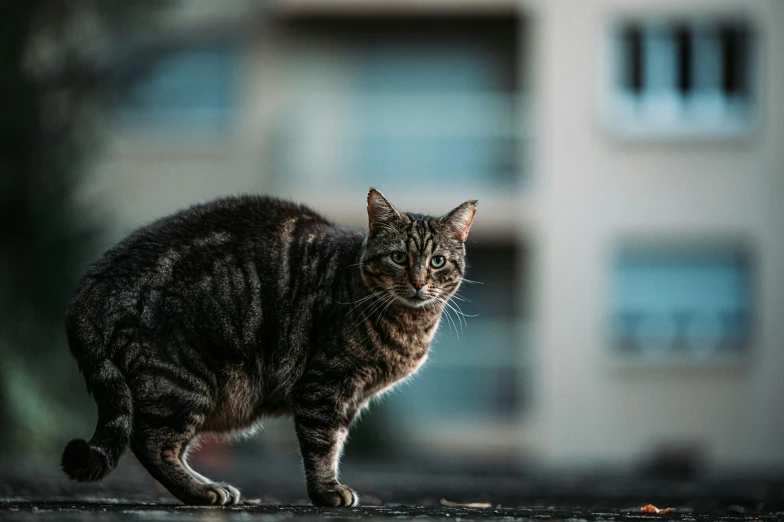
[62,188,476,506]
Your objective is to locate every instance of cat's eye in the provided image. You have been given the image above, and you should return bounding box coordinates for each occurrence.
[391,251,407,265]
[430,255,446,268]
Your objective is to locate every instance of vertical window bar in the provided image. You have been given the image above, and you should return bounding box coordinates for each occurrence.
[720,25,740,96]
[675,25,692,95]
[622,24,644,94]
[722,24,750,98]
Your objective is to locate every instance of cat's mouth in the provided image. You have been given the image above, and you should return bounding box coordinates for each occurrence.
[398,292,434,308]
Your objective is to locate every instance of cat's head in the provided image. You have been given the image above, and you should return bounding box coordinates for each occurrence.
[361,188,476,309]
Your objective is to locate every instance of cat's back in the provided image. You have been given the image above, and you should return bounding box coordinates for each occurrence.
[68,195,335,316]
[91,195,328,274]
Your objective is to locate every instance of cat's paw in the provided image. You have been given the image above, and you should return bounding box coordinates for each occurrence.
[216,482,241,505]
[309,484,359,507]
[188,483,241,505]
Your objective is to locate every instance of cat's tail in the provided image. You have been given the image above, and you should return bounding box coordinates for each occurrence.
[62,305,133,482]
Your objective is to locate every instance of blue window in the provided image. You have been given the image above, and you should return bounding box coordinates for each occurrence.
[271,17,521,190]
[608,19,756,136]
[353,43,518,185]
[612,247,751,358]
[116,45,238,132]
[618,22,752,100]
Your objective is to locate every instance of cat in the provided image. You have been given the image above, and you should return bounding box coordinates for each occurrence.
[61,188,476,506]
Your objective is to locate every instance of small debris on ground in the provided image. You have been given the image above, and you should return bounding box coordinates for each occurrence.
[440,499,492,508]
[641,504,673,514]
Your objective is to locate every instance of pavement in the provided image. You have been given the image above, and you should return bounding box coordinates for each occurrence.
[1,453,783,521]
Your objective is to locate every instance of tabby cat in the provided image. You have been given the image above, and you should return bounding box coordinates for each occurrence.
[62,188,476,506]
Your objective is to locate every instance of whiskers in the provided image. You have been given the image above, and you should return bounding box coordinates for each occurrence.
[350,290,398,327]
[338,284,478,341]
[337,291,382,314]
[448,292,471,303]
[431,279,480,339]
[432,292,478,340]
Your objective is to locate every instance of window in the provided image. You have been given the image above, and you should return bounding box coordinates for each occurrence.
[353,37,518,186]
[115,44,239,133]
[274,16,523,190]
[606,18,756,137]
[612,247,751,362]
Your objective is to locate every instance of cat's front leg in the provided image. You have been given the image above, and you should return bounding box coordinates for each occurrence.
[293,393,359,507]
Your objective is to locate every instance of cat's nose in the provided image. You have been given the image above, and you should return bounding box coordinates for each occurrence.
[413,281,425,290]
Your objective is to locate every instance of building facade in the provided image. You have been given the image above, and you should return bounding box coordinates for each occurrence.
[88,0,784,470]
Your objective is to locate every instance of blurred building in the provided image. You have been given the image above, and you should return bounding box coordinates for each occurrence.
[85,0,784,471]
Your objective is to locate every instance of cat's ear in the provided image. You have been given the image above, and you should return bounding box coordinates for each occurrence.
[367,188,407,234]
[442,200,477,242]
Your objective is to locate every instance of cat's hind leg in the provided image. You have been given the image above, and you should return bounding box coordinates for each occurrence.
[131,427,240,505]
[129,368,241,506]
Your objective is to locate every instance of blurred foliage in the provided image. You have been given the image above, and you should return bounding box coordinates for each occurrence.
[0,0,161,460]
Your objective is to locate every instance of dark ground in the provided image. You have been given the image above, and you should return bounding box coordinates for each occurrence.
[2,453,783,521]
